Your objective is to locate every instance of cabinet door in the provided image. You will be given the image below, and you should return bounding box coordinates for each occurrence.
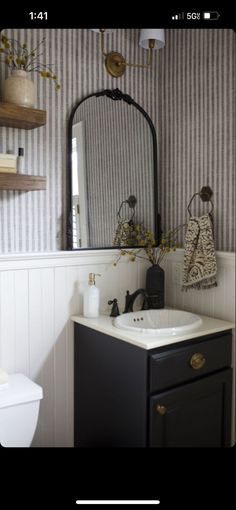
[149,369,232,447]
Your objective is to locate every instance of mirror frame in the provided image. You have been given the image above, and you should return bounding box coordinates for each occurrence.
[66,88,161,250]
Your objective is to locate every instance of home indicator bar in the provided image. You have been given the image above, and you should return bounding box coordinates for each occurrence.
[76,501,160,505]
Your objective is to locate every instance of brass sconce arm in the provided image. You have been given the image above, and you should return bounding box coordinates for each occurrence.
[126,41,154,68]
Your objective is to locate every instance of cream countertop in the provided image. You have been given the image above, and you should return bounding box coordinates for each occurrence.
[71,312,235,350]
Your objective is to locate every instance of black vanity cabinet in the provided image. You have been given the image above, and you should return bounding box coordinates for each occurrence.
[74,324,232,447]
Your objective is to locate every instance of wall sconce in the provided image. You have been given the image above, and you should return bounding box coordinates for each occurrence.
[92,29,165,78]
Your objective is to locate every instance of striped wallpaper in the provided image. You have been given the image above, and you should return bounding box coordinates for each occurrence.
[0,29,235,253]
[158,29,236,252]
[73,96,154,247]
[0,28,158,253]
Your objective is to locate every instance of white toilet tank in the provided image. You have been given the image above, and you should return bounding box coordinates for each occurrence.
[0,374,43,447]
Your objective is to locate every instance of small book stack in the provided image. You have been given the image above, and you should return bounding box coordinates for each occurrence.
[0,153,17,173]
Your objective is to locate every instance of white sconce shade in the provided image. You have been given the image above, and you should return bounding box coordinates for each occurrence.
[139,29,165,50]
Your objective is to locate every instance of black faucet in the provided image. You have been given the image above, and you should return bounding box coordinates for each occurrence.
[124,289,149,313]
[108,298,120,317]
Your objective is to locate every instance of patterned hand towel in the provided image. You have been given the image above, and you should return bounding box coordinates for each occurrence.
[182,213,217,290]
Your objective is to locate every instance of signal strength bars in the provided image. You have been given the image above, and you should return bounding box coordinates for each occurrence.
[172,12,184,20]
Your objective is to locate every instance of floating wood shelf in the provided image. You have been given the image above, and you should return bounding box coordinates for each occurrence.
[0,102,46,129]
[0,173,46,191]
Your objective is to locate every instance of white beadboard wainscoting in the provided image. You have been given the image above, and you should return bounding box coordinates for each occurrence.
[0,249,235,447]
[0,250,145,447]
[165,250,235,444]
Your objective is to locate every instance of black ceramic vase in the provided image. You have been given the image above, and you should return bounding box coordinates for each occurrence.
[146,264,165,309]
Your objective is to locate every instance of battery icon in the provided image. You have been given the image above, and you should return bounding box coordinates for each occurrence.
[203,11,220,20]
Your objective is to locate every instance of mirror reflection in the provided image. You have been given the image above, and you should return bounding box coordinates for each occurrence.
[68,89,158,249]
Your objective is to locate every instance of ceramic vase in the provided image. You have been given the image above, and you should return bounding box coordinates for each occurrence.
[3,70,35,108]
[146,263,165,309]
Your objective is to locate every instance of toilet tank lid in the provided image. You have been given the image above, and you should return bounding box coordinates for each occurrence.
[0,374,43,409]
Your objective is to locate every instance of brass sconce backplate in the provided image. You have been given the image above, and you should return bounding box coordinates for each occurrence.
[105,52,126,77]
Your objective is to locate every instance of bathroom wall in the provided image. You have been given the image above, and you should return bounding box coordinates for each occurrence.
[0,251,146,446]
[158,29,235,252]
[1,29,234,253]
[0,28,158,253]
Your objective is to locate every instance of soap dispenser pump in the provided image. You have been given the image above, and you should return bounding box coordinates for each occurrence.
[83,273,101,318]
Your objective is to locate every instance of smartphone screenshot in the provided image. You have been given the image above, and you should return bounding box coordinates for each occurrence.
[0,7,235,508]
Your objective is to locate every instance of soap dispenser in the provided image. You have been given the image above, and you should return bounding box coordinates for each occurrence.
[83,273,101,318]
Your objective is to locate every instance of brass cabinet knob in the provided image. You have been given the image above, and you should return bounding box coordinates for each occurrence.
[156,404,167,415]
[190,352,206,370]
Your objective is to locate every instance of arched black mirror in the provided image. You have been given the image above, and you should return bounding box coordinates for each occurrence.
[67,88,160,249]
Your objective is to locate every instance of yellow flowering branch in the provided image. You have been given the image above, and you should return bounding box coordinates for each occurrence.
[0,34,60,91]
[113,223,185,267]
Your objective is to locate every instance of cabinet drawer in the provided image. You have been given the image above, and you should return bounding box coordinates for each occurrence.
[149,332,232,393]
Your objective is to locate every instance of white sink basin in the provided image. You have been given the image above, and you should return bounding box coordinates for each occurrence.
[113,309,202,335]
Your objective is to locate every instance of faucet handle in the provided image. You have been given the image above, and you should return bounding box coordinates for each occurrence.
[142,296,149,310]
[108,298,120,317]
[140,290,149,310]
[123,290,131,313]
